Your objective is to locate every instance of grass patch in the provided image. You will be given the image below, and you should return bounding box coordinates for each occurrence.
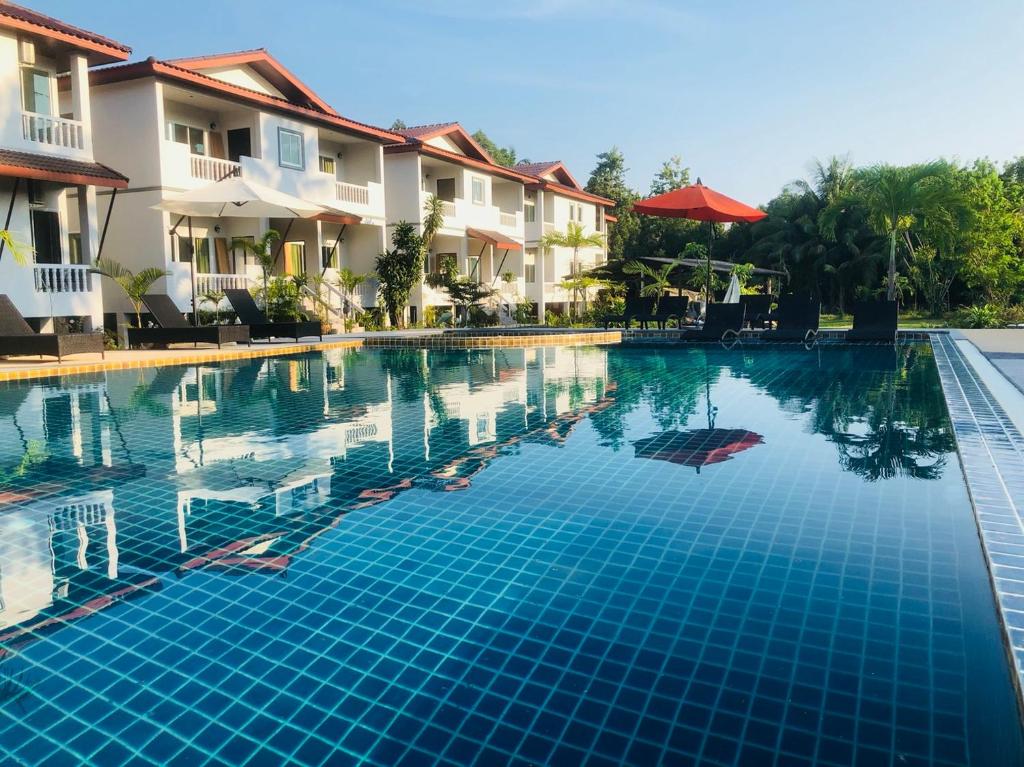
[819,313,946,329]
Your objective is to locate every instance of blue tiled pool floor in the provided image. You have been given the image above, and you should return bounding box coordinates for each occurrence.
[0,344,1021,765]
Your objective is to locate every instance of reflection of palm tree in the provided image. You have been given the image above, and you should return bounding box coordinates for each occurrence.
[830,422,948,481]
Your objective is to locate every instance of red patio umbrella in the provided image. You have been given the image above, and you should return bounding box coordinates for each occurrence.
[633,428,764,474]
[633,179,767,305]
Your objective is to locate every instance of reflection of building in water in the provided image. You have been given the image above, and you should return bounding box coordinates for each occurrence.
[0,346,612,653]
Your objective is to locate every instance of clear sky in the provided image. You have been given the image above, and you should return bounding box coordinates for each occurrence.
[35,0,1024,205]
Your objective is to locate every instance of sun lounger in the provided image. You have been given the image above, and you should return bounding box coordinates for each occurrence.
[762,294,820,342]
[845,300,898,343]
[0,294,104,361]
[679,303,746,341]
[655,295,690,329]
[127,294,250,349]
[604,295,659,329]
[739,294,773,329]
[224,288,322,342]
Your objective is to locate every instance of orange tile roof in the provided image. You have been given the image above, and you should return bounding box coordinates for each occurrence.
[0,1,130,63]
[0,148,128,188]
[90,58,405,144]
[385,140,535,184]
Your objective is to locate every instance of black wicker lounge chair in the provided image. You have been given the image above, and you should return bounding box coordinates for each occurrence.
[679,303,746,341]
[655,295,690,329]
[603,295,659,329]
[224,289,322,342]
[762,294,820,342]
[0,294,104,361]
[845,300,898,343]
[739,294,773,329]
[127,294,250,349]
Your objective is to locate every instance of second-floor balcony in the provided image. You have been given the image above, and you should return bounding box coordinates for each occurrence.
[22,112,87,154]
[190,156,241,182]
[425,193,522,235]
[33,264,93,294]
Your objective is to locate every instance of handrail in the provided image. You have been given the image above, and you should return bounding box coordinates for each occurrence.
[299,283,345,321]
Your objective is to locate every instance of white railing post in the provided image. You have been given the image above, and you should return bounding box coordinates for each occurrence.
[335,182,370,206]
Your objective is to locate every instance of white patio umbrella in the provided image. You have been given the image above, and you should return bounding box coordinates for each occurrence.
[723,273,742,304]
[152,177,356,324]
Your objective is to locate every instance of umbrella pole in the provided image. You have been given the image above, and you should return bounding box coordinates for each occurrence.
[188,216,198,327]
[706,220,713,308]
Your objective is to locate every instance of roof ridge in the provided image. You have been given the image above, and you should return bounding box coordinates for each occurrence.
[0,0,131,53]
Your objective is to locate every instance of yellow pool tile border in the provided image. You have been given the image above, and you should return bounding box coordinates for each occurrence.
[0,339,365,382]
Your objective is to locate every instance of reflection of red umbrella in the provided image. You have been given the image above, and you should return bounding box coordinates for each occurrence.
[633,428,764,473]
[633,179,767,304]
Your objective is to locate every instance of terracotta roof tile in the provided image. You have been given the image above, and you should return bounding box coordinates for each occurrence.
[514,161,560,178]
[397,122,459,139]
[0,2,130,60]
[0,148,128,187]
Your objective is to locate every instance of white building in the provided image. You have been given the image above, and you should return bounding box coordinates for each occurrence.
[0,3,129,331]
[88,49,404,323]
[514,161,615,319]
[384,123,529,324]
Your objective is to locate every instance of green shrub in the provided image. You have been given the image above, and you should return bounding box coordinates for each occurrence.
[513,301,537,324]
[948,304,1005,329]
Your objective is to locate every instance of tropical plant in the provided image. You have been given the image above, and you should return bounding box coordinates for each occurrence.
[421,195,445,254]
[623,260,675,312]
[425,254,495,326]
[199,289,225,324]
[557,274,603,318]
[376,222,423,328]
[822,161,963,301]
[0,229,32,265]
[334,267,371,329]
[540,222,605,319]
[231,229,280,309]
[89,259,169,327]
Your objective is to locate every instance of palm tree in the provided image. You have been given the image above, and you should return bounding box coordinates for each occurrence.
[335,267,370,327]
[231,229,280,309]
[823,161,961,300]
[422,195,445,254]
[0,230,32,265]
[540,222,605,319]
[200,289,225,325]
[623,260,676,312]
[89,259,169,327]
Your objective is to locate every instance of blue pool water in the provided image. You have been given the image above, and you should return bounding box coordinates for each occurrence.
[0,343,1021,766]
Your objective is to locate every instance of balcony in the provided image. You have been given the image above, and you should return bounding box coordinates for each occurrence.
[22,113,86,152]
[34,265,93,294]
[336,181,370,206]
[440,200,457,217]
[196,273,251,295]
[191,156,241,182]
[499,212,517,228]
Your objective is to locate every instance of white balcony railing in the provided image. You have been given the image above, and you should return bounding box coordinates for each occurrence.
[190,156,241,182]
[22,113,85,150]
[356,278,379,308]
[34,265,92,293]
[196,273,251,294]
[336,181,370,206]
[440,200,457,217]
[499,212,517,228]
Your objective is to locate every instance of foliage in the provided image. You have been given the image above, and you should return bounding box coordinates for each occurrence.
[540,221,605,319]
[376,222,423,328]
[0,229,32,265]
[948,304,1009,329]
[585,147,639,262]
[731,262,755,286]
[199,289,225,325]
[425,254,495,325]
[513,300,538,324]
[688,262,724,304]
[471,129,517,167]
[623,260,675,311]
[334,267,371,330]
[231,230,280,309]
[264,277,304,322]
[390,118,407,130]
[89,258,169,327]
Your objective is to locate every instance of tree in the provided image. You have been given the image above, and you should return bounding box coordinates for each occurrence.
[390,119,408,131]
[376,222,423,328]
[421,194,445,256]
[425,255,494,325]
[200,289,225,324]
[231,230,280,309]
[650,155,690,195]
[586,147,640,261]
[471,130,517,167]
[0,230,32,265]
[335,267,370,328]
[825,161,963,301]
[90,259,169,327]
[540,222,605,320]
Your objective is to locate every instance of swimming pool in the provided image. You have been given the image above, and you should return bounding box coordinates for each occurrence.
[0,343,1020,765]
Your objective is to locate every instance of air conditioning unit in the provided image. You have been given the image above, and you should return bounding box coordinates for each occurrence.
[27,181,45,207]
[18,39,35,65]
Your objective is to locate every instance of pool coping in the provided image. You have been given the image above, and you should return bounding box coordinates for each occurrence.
[931,332,1024,711]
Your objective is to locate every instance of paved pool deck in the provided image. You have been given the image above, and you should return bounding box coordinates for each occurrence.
[957,329,1024,396]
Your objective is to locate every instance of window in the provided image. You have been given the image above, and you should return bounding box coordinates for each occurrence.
[68,233,83,265]
[167,122,206,155]
[471,177,485,205]
[21,68,51,114]
[278,128,304,170]
[194,238,211,273]
[31,210,61,264]
[524,249,537,284]
[595,207,603,231]
[284,241,305,275]
[319,155,336,175]
[436,178,456,202]
[232,235,254,265]
[524,202,536,223]
[467,255,480,281]
[428,252,456,277]
[174,235,193,263]
[322,245,338,269]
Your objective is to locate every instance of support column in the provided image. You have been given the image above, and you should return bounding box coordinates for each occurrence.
[536,248,546,323]
[69,54,92,153]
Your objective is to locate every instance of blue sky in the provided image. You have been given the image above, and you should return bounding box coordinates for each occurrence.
[37,0,1024,205]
